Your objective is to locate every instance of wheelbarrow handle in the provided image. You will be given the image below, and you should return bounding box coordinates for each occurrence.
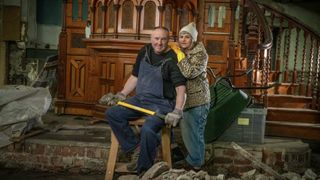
[117,101,166,120]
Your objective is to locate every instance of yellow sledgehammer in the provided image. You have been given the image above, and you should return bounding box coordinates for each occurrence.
[117,101,166,119]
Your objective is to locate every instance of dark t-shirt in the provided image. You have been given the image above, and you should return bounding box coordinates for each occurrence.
[132,44,186,100]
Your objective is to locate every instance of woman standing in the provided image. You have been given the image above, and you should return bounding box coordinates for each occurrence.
[175,22,210,170]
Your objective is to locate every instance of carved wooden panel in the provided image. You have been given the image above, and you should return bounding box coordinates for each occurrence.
[98,54,136,97]
[99,58,116,94]
[204,35,229,75]
[71,33,86,48]
[204,35,228,62]
[67,29,89,55]
[206,40,223,56]
[66,56,88,100]
[204,2,231,33]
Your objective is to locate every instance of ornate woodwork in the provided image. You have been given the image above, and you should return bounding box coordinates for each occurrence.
[56,0,238,116]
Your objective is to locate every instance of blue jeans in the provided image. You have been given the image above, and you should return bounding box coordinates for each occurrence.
[105,95,174,173]
[180,103,210,167]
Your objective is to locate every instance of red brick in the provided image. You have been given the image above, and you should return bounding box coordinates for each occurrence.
[50,156,62,167]
[73,158,85,167]
[86,147,96,158]
[13,153,28,162]
[37,155,49,165]
[7,144,15,151]
[45,145,56,155]
[234,158,251,165]
[223,149,237,157]
[70,146,85,157]
[237,165,255,173]
[33,144,45,154]
[214,157,233,164]
[68,167,81,174]
[101,149,108,159]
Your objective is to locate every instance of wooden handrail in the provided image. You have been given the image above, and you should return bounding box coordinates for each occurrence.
[256,1,320,40]
[247,0,273,50]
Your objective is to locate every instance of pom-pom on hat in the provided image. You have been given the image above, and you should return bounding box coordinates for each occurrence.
[179,22,198,41]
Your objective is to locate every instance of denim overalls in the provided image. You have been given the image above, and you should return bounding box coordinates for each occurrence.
[106,51,175,173]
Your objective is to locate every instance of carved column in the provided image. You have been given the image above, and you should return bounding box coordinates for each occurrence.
[158,6,164,27]
[58,0,67,100]
[101,5,107,34]
[136,5,143,40]
[113,4,121,38]
[175,8,183,40]
[228,0,238,83]
[90,5,95,33]
[197,0,204,41]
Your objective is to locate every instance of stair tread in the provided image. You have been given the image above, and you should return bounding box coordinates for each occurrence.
[268,107,320,113]
[267,121,320,127]
[267,94,312,99]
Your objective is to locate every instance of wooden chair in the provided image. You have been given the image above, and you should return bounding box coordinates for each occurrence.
[105,118,172,180]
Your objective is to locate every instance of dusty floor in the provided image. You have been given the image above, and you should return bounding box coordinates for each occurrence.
[1,110,320,179]
[0,168,105,180]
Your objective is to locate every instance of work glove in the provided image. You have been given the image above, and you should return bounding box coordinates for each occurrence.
[98,92,114,104]
[107,92,126,106]
[165,108,183,127]
[98,92,126,106]
[169,43,185,62]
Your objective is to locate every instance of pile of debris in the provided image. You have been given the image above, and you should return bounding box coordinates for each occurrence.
[118,161,319,180]
[118,142,319,180]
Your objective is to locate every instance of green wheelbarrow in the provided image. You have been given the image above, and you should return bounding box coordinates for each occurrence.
[204,77,251,144]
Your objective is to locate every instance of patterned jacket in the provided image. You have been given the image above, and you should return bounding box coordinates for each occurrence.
[177,42,210,109]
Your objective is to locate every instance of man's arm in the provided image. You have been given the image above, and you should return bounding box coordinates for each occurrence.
[174,85,186,110]
[120,75,138,96]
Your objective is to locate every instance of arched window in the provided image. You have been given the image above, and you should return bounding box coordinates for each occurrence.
[121,0,134,29]
[140,0,160,34]
[143,1,156,30]
[95,1,104,33]
[107,1,115,32]
[163,3,173,32]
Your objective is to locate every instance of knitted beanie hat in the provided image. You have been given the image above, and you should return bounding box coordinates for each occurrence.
[179,22,198,41]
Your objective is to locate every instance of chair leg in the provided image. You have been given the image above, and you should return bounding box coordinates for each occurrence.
[161,127,172,168]
[105,132,119,180]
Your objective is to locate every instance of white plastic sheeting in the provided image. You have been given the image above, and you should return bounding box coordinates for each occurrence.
[0,85,51,147]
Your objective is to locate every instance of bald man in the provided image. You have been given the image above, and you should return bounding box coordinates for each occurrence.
[105,27,186,174]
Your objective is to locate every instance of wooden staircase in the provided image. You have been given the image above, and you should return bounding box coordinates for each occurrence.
[265,95,320,141]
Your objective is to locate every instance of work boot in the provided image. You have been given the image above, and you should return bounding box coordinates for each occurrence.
[173,159,201,172]
[126,145,140,172]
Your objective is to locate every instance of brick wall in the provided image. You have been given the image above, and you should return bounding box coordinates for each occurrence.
[0,140,108,174]
[204,140,311,176]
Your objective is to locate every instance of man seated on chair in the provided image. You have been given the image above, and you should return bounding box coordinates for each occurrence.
[105,27,186,175]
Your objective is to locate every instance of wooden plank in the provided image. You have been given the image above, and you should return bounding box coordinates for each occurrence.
[105,132,119,180]
[231,142,285,180]
[161,126,172,168]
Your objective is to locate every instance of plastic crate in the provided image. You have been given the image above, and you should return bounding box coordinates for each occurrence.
[218,107,267,144]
